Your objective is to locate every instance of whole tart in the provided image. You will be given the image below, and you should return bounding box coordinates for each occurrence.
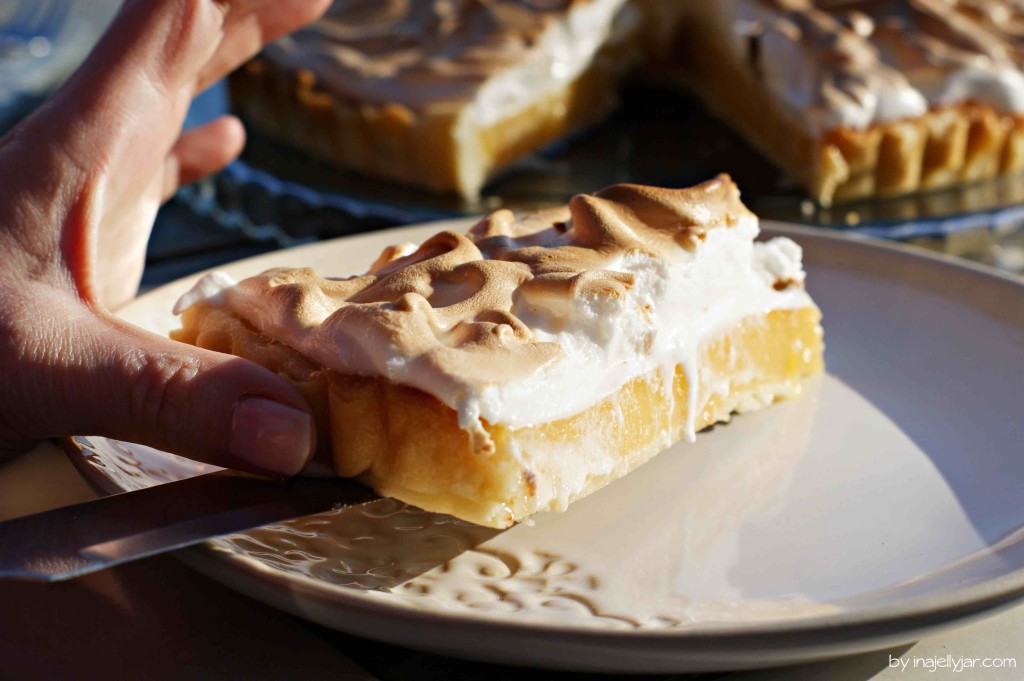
[171,176,825,528]
[231,0,1024,206]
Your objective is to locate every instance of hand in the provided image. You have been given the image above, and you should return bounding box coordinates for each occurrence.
[0,0,330,474]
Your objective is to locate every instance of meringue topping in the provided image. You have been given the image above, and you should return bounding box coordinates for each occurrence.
[175,177,814,444]
[817,0,1024,113]
[712,0,1024,132]
[722,0,928,131]
[257,0,1024,139]
[264,0,640,125]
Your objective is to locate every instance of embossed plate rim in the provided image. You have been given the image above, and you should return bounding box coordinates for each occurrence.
[65,220,1024,671]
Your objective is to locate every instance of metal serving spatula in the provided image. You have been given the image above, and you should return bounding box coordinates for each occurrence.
[0,471,378,582]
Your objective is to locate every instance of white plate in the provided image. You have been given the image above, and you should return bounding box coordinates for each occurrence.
[67,221,1024,673]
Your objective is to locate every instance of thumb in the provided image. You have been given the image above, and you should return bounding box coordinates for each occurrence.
[73,314,315,476]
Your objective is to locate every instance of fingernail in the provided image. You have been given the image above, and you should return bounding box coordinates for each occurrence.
[229,397,313,475]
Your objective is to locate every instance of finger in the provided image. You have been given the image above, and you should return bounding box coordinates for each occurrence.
[0,0,229,232]
[197,0,331,92]
[61,312,315,476]
[162,115,246,201]
[59,0,228,136]
[8,0,325,215]
[29,0,326,200]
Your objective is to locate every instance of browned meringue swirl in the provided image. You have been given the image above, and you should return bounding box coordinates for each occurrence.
[224,176,752,392]
[262,0,599,109]
[736,0,926,128]
[951,0,1024,57]
[812,0,1024,113]
[821,1,1011,64]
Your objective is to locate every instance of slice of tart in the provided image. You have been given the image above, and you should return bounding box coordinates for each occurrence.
[171,176,824,528]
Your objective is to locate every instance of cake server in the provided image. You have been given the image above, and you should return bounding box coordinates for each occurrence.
[0,470,378,582]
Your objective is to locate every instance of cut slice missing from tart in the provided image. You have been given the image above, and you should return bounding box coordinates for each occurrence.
[171,176,824,528]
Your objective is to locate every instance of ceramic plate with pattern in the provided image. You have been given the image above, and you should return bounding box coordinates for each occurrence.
[66,221,1024,673]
